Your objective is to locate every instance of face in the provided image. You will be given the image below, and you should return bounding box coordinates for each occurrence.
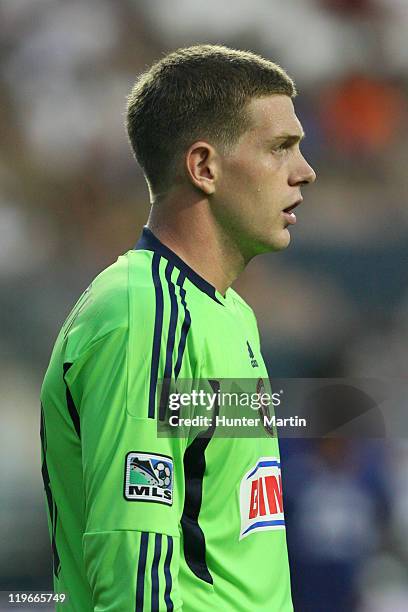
[214,95,316,257]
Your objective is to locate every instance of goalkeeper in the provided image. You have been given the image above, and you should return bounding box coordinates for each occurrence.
[41,44,315,611]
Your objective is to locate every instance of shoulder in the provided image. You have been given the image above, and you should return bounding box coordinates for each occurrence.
[228,287,260,340]
[63,250,156,356]
[228,287,256,317]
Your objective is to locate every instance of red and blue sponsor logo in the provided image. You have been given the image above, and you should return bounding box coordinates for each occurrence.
[239,457,285,539]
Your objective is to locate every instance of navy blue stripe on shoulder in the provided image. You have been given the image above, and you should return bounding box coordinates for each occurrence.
[135,227,223,305]
[149,253,164,419]
[159,261,178,421]
[174,271,191,380]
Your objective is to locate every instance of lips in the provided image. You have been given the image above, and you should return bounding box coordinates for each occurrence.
[282,198,303,226]
[283,198,303,214]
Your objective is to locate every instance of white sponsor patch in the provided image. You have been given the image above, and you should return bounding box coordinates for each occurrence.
[124,452,173,505]
[239,457,285,539]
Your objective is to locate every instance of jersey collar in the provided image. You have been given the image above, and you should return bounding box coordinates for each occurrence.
[135,227,224,305]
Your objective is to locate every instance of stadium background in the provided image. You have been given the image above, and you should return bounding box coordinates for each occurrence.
[1,0,408,610]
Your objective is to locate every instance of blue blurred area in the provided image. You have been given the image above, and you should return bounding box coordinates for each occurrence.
[282,438,392,611]
[1,0,408,610]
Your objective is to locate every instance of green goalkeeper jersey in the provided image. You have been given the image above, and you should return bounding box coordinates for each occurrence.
[40,227,293,611]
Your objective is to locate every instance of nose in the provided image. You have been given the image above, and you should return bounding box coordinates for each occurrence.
[302,159,316,185]
[290,155,317,186]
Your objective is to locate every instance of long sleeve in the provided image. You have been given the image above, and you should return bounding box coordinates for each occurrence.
[65,324,188,611]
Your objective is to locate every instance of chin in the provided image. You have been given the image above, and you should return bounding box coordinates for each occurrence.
[267,229,291,252]
[248,229,291,258]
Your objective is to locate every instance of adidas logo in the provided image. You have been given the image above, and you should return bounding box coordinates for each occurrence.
[247,341,258,368]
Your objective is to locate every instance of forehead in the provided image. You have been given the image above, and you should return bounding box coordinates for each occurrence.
[244,95,303,139]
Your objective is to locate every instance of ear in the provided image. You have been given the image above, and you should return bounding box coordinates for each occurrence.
[185,141,218,195]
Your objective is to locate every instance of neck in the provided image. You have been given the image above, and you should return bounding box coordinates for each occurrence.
[146,194,247,296]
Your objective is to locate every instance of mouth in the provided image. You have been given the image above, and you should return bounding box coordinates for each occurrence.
[282,198,303,226]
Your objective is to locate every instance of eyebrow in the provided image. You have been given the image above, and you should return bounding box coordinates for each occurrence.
[266,132,306,146]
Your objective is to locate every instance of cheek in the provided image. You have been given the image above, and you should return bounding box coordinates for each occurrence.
[227,162,259,189]
[220,151,284,203]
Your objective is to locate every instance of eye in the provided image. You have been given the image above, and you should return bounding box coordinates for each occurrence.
[274,142,290,154]
[273,140,300,155]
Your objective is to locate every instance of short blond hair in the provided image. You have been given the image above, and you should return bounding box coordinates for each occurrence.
[126,44,296,193]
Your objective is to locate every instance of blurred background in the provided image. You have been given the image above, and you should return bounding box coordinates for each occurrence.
[1,0,407,610]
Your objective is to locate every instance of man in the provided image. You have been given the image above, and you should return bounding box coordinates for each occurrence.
[41,44,315,611]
